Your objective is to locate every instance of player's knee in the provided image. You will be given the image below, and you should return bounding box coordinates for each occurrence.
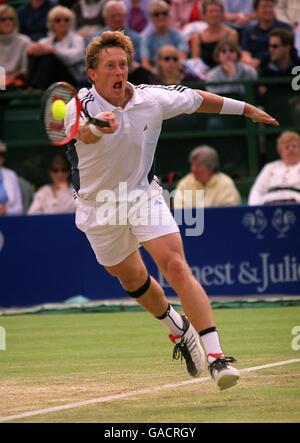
[124,274,151,298]
[166,255,189,281]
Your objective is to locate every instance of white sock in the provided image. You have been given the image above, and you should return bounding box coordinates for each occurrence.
[156,304,186,337]
[200,329,223,360]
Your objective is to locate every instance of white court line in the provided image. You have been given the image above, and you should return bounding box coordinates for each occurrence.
[0,358,299,423]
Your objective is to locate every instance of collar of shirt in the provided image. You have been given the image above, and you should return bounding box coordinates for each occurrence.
[90,82,144,112]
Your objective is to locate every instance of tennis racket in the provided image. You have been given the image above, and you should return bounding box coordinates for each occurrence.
[41,81,110,147]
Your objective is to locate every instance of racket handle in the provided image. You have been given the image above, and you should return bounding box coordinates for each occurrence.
[89,117,110,128]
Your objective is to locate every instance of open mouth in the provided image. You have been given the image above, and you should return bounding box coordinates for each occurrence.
[113,81,122,90]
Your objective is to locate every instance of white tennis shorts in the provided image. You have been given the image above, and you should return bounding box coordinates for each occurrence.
[75,179,179,267]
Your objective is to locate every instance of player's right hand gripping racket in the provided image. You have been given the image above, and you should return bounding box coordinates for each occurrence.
[42,81,110,147]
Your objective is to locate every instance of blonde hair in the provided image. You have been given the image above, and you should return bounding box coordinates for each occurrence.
[85,31,134,76]
[47,6,75,31]
[277,131,300,153]
[149,0,170,16]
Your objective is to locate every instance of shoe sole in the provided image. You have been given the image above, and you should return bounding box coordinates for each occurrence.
[217,373,240,391]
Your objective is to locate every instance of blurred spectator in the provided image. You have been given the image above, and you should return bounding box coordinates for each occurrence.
[260,28,300,77]
[141,0,188,73]
[27,5,85,89]
[99,0,141,62]
[155,45,201,85]
[28,153,75,214]
[206,39,257,95]
[191,0,238,71]
[275,0,300,29]
[223,0,255,31]
[0,141,23,216]
[296,26,300,58]
[126,0,148,33]
[0,4,31,89]
[241,0,292,70]
[170,0,202,30]
[72,0,105,41]
[18,0,56,42]
[248,131,300,205]
[174,145,241,208]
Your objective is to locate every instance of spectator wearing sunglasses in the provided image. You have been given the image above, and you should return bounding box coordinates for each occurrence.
[0,4,31,89]
[141,0,188,73]
[155,45,201,85]
[260,28,300,77]
[26,5,85,89]
[28,154,75,215]
[18,0,55,42]
[206,39,257,95]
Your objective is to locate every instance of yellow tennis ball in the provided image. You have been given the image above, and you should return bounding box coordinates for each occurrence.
[51,99,67,120]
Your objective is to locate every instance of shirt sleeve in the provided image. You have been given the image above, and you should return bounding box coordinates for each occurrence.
[4,170,23,215]
[143,85,203,120]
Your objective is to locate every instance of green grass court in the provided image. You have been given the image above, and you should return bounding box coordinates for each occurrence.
[0,306,300,423]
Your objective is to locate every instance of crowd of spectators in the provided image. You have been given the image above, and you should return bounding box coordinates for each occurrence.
[1,0,300,90]
[0,0,299,213]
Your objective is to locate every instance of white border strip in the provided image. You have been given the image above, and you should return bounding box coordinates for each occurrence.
[0,358,299,422]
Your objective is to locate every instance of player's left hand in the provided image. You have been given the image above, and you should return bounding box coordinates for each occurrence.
[244,104,279,126]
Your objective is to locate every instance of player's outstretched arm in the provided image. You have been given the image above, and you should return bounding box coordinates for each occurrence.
[195,90,279,126]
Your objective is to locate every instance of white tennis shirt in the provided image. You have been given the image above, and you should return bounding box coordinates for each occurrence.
[65,83,203,201]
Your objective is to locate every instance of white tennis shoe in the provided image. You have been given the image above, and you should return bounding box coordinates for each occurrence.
[169,316,206,377]
[208,355,240,391]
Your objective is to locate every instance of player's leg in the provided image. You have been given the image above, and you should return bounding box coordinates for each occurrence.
[142,232,239,390]
[105,249,205,378]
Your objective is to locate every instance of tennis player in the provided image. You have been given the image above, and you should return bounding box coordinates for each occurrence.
[65,31,279,391]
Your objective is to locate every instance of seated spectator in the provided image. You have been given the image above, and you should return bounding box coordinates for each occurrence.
[0,141,23,216]
[248,131,300,205]
[191,0,238,71]
[27,5,85,89]
[98,0,141,62]
[18,0,55,42]
[72,0,105,42]
[241,0,292,70]
[275,0,300,29]
[126,0,148,33]
[260,28,300,77]
[206,39,257,95]
[223,0,256,31]
[141,0,188,73]
[0,4,31,89]
[155,45,201,85]
[174,145,241,208]
[28,153,75,214]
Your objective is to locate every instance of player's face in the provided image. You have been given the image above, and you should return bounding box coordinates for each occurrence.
[89,47,129,106]
[279,139,300,166]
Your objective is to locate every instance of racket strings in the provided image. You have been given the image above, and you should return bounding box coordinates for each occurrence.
[44,85,73,142]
